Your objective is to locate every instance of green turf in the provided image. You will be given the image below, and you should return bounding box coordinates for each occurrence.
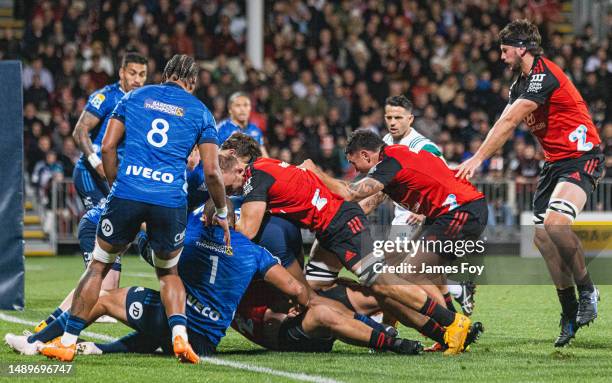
[1,256,611,383]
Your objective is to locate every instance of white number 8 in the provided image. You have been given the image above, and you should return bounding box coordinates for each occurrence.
[147,118,169,148]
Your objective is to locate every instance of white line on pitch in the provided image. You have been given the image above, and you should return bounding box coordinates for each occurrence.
[201,357,343,383]
[0,313,344,383]
[0,313,115,342]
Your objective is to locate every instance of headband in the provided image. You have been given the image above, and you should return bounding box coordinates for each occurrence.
[500,37,538,49]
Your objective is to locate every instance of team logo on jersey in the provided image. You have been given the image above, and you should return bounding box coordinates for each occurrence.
[174,229,186,245]
[90,93,105,109]
[279,162,290,168]
[101,219,113,236]
[128,302,143,320]
[243,177,253,196]
[527,74,546,93]
[442,194,459,211]
[144,99,185,117]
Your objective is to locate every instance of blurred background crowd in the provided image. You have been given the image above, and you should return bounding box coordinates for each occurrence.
[6,0,612,209]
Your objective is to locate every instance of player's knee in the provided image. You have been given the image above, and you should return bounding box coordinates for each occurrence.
[544,198,578,229]
[153,249,182,269]
[543,212,573,234]
[92,242,118,264]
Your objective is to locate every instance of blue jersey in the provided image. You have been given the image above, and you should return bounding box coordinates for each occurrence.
[109,82,218,207]
[75,82,126,171]
[217,119,264,146]
[187,206,299,268]
[179,225,278,346]
[186,164,208,212]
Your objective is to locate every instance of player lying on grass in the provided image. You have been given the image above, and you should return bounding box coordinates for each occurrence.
[220,153,472,355]
[6,199,423,357]
[40,54,231,363]
[26,134,278,348]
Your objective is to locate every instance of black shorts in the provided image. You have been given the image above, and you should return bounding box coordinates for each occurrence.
[533,149,605,224]
[98,196,187,254]
[276,312,335,352]
[316,284,355,312]
[421,198,488,260]
[125,287,216,356]
[316,202,375,270]
[77,217,121,272]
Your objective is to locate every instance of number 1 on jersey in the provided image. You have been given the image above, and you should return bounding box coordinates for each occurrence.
[209,255,218,284]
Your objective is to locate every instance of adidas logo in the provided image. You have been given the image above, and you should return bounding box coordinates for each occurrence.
[568,172,581,181]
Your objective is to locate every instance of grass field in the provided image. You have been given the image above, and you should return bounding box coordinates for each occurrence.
[1,255,612,383]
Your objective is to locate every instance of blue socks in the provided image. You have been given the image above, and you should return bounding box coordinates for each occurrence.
[28,311,70,343]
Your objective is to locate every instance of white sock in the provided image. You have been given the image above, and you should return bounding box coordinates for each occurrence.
[447,282,462,298]
[60,333,78,347]
[172,325,188,341]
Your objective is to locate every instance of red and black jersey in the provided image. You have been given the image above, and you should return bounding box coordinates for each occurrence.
[368,145,484,218]
[509,55,601,162]
[242,158,344,233]
[230,279,277,349]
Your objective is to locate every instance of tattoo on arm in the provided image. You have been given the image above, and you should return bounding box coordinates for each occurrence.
[74,111,101,157]
[359,191,387,214]
[347,178,384,201]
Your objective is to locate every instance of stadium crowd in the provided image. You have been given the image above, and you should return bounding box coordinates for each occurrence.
[7,0,612,207]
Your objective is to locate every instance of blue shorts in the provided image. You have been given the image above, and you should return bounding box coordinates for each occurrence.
[77,217,121,272]
[97,196,187,254]
[254,215,302,268]
[125,287,216,356]
[73,165,110,210]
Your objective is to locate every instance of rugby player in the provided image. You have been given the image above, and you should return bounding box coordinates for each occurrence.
[72,52,147,210]
[301,130,487,296]
[382,95,476,316]
[8,200,423,357]
[40,54,229,363]
[220,154,472,355]
[455,19,604,346]
[30,201,124,334]
[217,92,269,157]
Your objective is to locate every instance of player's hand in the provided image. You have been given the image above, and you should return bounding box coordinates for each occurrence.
[187,148,200,171]
[455,156,482,180]
[214,214,232,253]
[287,305,302,318]
[406,213,425,225]
[298,159,317,172]
[95,163,107,179]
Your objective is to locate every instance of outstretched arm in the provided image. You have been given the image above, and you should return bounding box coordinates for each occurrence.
[456,99,537,179]
[300,160,384,202]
